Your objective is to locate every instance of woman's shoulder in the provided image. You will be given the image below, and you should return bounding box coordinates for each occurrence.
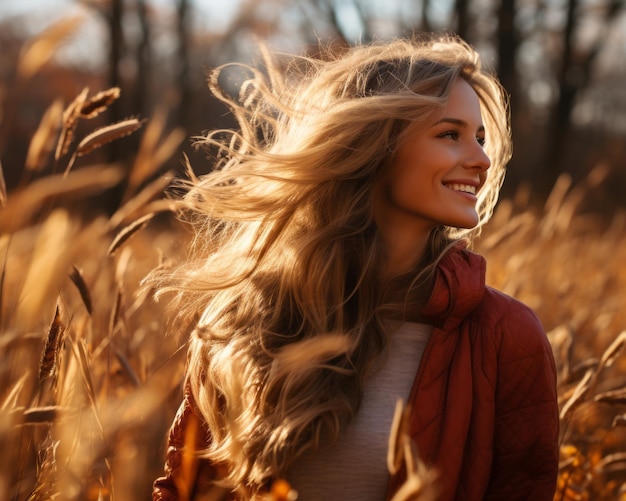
[471,285,551,358]
[479,285,542,324]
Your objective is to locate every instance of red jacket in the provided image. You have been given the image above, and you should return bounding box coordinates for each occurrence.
[153,244,559,500]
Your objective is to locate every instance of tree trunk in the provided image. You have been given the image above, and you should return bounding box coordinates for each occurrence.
[421,0,431,32]
[454,0,470,40]
[497,0,517,109]
[545,0,579,176]
[136,0,151,118]
[176,0,191,126]
[545,0,624,177]
[109,0,124,125]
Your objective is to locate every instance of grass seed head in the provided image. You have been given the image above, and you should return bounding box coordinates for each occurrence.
[38,304,67,383]
[79,87,121,119]
[55,87,89,160]
[69,265,93,316]
[107,212,155,256]
[76,118,145,157]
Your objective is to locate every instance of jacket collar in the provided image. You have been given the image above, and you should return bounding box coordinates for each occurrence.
[420,241,486,330]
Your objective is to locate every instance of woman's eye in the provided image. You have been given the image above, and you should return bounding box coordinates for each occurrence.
[439,130,459,140]
[477,136,486,147]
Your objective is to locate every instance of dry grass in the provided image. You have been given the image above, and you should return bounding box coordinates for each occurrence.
[2,105,625,501]
[1,19,626,500]
[475,171,626,501]
[0,203,188,500]
[1,64,188,498]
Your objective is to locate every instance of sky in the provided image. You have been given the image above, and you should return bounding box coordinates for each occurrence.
[0,0,420,70]
[0,0,242,30]
[0,0,246,70]
[0,0,238,16]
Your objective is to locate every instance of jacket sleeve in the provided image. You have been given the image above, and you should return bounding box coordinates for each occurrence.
[484,302,559,501]
[152,384,226,501]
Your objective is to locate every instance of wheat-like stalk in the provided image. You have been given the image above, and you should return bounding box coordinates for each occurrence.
[0,164,124,233]
[79,87,121,119]
[38,303,67,383]
[0,158,7,207]
[387,400,439,501]
[107,212,156,256]
[55,87,89,161]
[17,15,82,80]
[69,265,93,316]
[24,99,63,173]
[123,107,185,201]
[60,118,145,177]
[53,87,128,175]
[109,287,124,337]
[76,118,144,158]
[109,172,174,228]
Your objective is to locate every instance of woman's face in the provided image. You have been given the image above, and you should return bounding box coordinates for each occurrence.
[375,78,491,235]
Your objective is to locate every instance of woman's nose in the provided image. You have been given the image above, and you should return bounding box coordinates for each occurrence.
[463,142,491,171]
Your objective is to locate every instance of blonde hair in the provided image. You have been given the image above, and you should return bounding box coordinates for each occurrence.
[155,35,511,497]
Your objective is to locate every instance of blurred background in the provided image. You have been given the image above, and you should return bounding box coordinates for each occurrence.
[1,3,626,500]
[1,0,625,208]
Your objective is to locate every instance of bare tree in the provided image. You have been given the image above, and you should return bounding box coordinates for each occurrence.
[135,0,152,117]
[175,0,191,126]
[109,0,124,125]
[497,0,518,109]
[421,0,432,32]
[547,0,624,174]
[454,0,470,40]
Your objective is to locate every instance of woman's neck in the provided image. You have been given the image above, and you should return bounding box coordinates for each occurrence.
[378,225,431,279]
[373,197,433,279]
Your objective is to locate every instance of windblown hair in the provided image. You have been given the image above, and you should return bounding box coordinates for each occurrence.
[154,35,511,497]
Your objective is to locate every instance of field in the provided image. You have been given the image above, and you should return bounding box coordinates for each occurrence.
[2,46,626,501]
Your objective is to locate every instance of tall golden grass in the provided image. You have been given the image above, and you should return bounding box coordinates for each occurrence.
[1,17,626,501]
[0,76,188,499]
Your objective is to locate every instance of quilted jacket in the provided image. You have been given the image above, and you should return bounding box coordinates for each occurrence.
[153,243,559,500]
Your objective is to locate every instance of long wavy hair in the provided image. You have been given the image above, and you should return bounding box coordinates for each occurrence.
[153,34,511,497]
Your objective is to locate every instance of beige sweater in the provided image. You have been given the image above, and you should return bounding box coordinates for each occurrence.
[287,322,433,500]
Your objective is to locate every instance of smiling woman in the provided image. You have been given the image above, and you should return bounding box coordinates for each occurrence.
[149,35,559,501]
[374,78,492,277]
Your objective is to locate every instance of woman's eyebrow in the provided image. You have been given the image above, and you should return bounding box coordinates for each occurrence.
[431,117,485,132]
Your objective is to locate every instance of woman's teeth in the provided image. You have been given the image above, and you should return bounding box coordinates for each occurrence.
[446,183,476,195]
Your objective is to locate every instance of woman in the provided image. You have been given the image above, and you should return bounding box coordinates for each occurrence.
[152,35,559,500]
